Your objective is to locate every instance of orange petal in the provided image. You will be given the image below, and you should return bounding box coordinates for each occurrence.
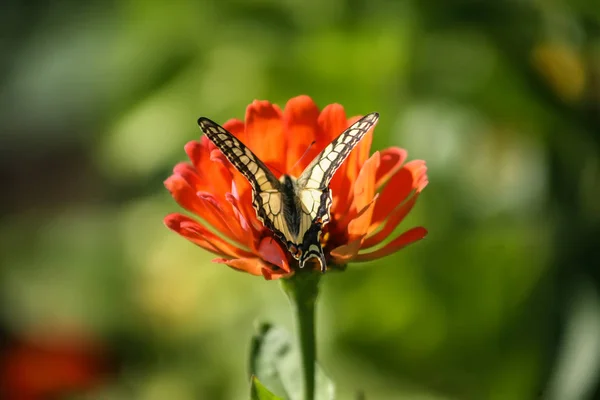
[223,118,245,135]
[346,193,379,241]
[206,118,251,201]
[330,238,363,264]
[258,237,291,273]
[184,139,233,197]
[224,192,253,234]
[354,152,380,210]
[196,191,249,245]
[207,143,256,224]
[409,160,429,192]
[375,147,408,189]
[261,267,294,280]
[354,227,428,262]
[282,95,321,176]
[212,257,264,276]
[210,119,257,220]
[241,100,285,175]
[329,192,379,264]
[213,257,291,280]
[362,194,419,249]
[339,152,380,226]
[342,115,373,188]
[164,175,246,246]
[370,160,427,227]
[319,105,354,212]
[173,162,202,189]
[164,214,254,259]
[318,103,348,144]
[353,114,375,167]
[164,175,204,215]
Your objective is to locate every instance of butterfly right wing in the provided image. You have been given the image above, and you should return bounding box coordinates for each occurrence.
[293,112,379,271]
[297,112,380,191]
[197,117,288,245]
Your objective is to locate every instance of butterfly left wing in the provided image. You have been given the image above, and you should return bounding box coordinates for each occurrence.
[294,112,380,270]
[197,117,291,247]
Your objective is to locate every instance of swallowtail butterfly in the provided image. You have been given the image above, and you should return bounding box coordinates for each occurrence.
[198,112,379,272]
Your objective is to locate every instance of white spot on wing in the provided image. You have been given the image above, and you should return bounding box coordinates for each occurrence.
[320,159,331,171]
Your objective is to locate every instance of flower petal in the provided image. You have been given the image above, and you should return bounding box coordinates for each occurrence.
[318,104,348,144]
[375,147,408,189]
[261,267,293,280]
[212,257,264,276]
[319,105,353,210]
[183,139,234,199]
[370,159,428,227]
[224,192,252,233]
[354,152,380,211]
[329,238,363,264]
[328,193,378,264]
[348,194,378,239]
[362,194,419,249]
[341,115,374,190]
[173,162,201,189]
[196,191,250,245]
[258,237,291,273]
[283,95,321,176]
[164,214,254,259]
[213,257,291,280]
[354,226,428,262]
[213,152,256,224]
[242,100,285,175]
[352,115,374,167]
[339,152,380,228]
[164,175,247,246]
[223,118,245,135]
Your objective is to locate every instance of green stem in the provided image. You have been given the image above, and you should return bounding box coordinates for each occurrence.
[281,270,320,400]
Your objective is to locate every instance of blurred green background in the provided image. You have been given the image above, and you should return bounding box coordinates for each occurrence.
[1,0,600,399]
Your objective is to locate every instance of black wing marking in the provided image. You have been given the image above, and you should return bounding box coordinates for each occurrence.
[296,112,379,190]
[298,223,327,272]
[197,117,290,246]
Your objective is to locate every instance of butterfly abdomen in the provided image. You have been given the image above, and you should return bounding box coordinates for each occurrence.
[280,175,302,238]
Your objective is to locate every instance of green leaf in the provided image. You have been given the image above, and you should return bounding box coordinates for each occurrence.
[250,376,284,400]
[249,322,336,400]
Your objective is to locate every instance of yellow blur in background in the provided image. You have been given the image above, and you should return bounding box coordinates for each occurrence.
[1,0,599,399]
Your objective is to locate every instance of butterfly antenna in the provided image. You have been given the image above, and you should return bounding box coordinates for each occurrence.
[267,164,285,176]
[290,140,317,172]
[264,141,316,177]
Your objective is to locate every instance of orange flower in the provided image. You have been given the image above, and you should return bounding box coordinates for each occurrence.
[164,95,428,280]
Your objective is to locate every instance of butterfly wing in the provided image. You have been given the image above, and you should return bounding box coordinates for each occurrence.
[297,112,380,191]
[295,112,380,270]
[197,117,290,247]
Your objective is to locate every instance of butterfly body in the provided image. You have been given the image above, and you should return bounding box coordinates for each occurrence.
[198,112,379,272]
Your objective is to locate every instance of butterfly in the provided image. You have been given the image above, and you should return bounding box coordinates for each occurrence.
[198,112,379,272]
